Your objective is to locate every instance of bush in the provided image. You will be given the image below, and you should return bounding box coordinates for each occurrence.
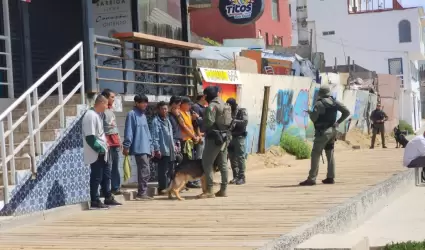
[399,120,414,135]
[385,241,425,250]
[280,133,311,159]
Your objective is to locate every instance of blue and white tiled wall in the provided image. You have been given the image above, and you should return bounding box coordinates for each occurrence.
[0,110,89,216]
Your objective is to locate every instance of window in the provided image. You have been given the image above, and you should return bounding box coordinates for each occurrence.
[322,31,335,36]
[272,0,280,21]
[399,20,412,43]
[388,58,404,88]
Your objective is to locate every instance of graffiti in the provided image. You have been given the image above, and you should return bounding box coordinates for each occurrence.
[352,97,361,120]
[293,89,310,129]
[311,87,319,110]
[276,90,294,127]
[267,109,277,131]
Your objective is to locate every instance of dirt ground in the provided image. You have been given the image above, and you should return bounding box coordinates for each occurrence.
[245,129,396,172]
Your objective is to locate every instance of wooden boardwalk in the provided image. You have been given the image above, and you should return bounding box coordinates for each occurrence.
[0,146,404,250]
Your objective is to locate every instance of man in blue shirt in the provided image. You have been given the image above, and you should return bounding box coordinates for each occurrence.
[151,101,175,194]
[123,94,154,200]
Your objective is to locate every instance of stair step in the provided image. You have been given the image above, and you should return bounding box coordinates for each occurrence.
[11,129,61,142]
[5,119,61,133]
[16,95,82,110]
[0,156,32,171]
[0,169,31,186]
[11,105,78,120]
[5,140,57,156]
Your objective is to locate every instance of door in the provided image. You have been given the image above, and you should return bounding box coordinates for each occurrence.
[8,0,84,97]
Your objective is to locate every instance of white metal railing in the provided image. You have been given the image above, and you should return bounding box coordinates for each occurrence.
[0,42,85,203]
[1,0,14,98]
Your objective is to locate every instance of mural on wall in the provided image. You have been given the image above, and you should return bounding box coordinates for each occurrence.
[203,81,237,102]
[239,73,380,153]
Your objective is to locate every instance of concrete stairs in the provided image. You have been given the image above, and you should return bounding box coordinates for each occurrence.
[0,95,85,204]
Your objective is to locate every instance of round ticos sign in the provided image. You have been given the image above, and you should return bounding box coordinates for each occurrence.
[218,0,265,25]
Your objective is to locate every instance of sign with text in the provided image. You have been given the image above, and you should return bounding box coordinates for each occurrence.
[218,0,264,25]
[199,68,241,85]
[93,0,134,94]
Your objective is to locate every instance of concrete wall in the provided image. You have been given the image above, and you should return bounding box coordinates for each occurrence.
[378,74,401,132]
[238,73,379,153]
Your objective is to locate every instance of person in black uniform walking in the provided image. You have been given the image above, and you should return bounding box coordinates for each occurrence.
[370,103,388,149]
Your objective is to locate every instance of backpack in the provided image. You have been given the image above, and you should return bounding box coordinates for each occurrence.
[215,101,233,130]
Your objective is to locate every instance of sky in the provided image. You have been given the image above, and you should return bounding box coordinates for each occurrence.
[399,0,425,8]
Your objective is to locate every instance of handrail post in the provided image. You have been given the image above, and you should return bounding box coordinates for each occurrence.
[2,0,14,98]
[0,121,9,203]
[7,113,15,185]
[26,95,37,173]
[57,66,65,128]
[33,89,42,156]
[79,44,86,105]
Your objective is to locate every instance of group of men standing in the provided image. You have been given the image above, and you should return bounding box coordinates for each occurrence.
[82,86,249,209]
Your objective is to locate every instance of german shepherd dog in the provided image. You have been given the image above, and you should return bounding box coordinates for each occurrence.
[163,159,219,201]
[394,126,409,148]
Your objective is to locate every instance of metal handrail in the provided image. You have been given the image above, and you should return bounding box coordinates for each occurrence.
[1,0,14,98]
[0,42,85,203]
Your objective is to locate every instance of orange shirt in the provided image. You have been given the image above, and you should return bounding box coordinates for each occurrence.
[180,111,195,141]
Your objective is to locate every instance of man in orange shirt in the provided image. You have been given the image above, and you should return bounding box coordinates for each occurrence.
[173,97,201,188]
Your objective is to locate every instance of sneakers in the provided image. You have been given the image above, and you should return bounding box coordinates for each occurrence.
[229,179,238,184]
[322,178,335,184]
[104,197,123,206]
[112,189,123,196]
[299,179,316,186]
[135,195,154,201]
[90,200,109,210]
[235,178,246,185]
[186,182,202,189]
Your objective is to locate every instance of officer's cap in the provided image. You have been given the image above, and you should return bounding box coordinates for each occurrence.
[226,98,237,107]
[203,86,218,97]
[318,85,331,97]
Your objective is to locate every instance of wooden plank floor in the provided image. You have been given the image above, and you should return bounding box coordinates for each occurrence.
[0,146,404,250]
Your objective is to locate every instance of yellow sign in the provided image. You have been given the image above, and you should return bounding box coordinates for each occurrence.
[199,68,240,84]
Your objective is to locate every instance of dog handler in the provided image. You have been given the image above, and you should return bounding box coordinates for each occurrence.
[300,85,350,186]
[198,86,232,198]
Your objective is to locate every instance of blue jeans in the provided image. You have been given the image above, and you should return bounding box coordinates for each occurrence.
[108,146,121,192]
[90,155,112,202]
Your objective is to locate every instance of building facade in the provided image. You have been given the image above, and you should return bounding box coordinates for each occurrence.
[304,0,424,131]
[190,0,292,47]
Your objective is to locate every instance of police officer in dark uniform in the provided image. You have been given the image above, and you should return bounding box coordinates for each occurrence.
[370,103,388,149]
[226,98,248,185]
[300,85,350,186]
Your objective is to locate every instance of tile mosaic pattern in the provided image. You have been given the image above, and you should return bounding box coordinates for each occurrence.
[0,111,89,216]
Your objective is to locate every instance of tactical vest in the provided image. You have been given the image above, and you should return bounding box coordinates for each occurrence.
[211,98,232,131]
[232,108,248,136]
[314,97,338,130]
